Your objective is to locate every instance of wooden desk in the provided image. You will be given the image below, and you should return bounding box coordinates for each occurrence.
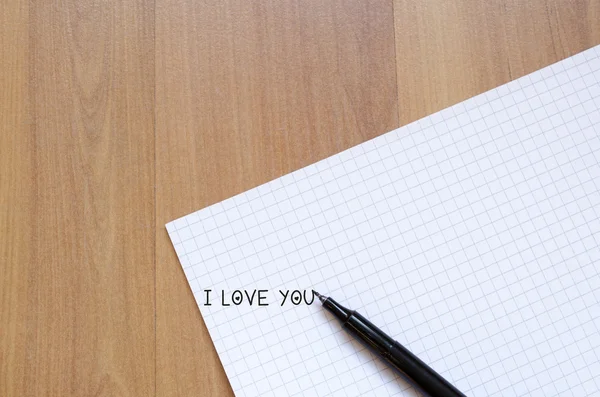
[1,1,598,396]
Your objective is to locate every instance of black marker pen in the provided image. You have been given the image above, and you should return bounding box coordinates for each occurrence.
[313,291,466,397]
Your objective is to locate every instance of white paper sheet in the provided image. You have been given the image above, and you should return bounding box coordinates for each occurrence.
[167,45,600,397]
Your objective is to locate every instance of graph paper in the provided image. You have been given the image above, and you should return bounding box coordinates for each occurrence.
[167,45,600,397]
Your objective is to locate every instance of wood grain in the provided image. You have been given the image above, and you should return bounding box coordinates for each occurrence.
[394,0,600,125]
[155,1,398,395]
[1,1,599,396]
[0,1,31,396]
[1,0,155,396]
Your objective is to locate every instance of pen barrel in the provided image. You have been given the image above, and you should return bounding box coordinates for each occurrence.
[343,312,466,397]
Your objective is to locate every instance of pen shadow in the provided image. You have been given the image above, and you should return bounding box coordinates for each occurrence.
[316,308,426,397]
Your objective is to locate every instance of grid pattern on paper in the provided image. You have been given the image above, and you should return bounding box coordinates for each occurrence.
[167,45,600,397]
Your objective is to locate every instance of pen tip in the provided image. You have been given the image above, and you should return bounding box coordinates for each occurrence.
[312,290,326,303]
